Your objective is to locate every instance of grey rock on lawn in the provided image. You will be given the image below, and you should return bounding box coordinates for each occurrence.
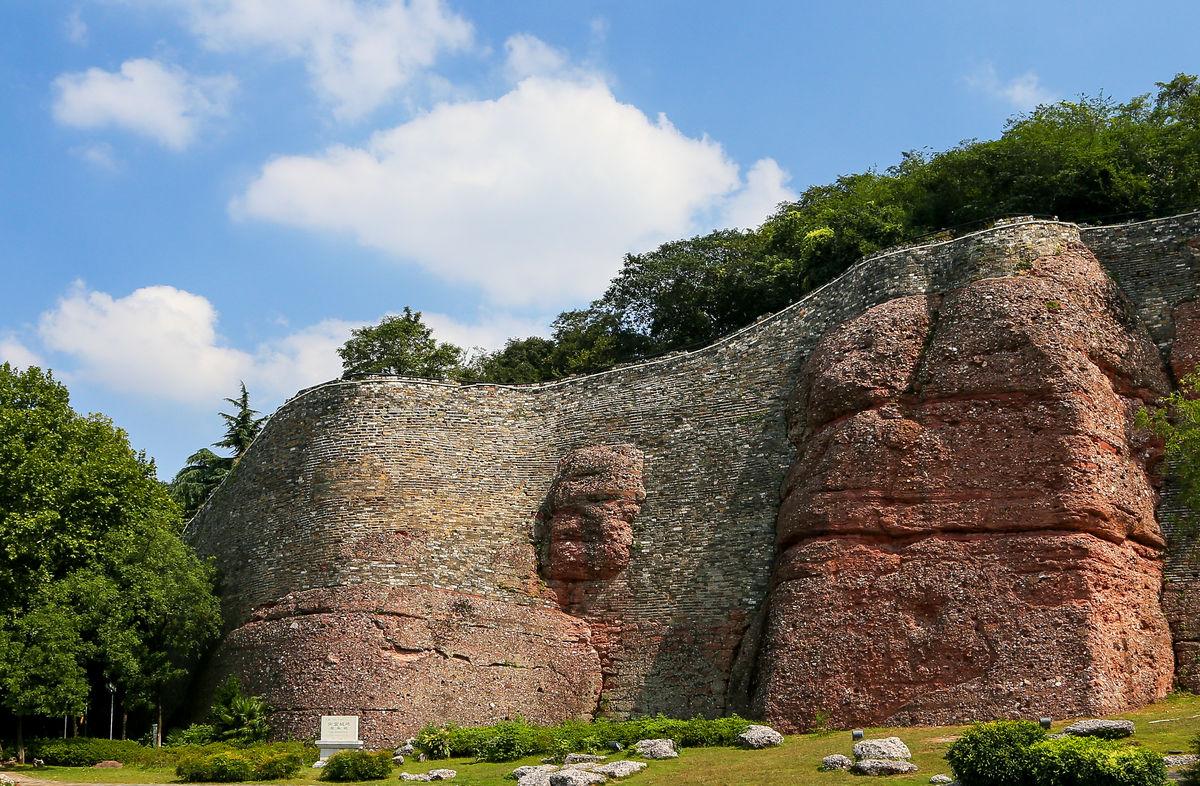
[819,754,852,771]
[930,776,955,784]
[548,770,606,786]
[738,724,784,749]
[393,755,406,765]
[396,739,417,756]
[1166,754,1200,768]
[594,761,647,778]
[0,774,18,786]
[633,738,678,759]
[852,758,919,776]
[512,764,559,779]
[399,769,456,781]
[515,765,560,786]
[853,736,912,760]
[1062,719,1134,739]
[563,753,607,764]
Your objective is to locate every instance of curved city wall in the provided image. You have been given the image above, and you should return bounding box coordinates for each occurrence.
[187,212,1200,744]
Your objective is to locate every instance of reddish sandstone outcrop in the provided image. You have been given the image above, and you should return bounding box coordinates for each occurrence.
[208,584,601,743]
[541,444,645,583]
[755,241,1175,731]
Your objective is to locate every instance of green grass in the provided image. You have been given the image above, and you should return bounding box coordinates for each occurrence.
[12,692,1200,786]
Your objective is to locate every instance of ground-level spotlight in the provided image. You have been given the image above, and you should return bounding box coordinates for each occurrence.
[852,729,864,741]
[1040,717,1052,730]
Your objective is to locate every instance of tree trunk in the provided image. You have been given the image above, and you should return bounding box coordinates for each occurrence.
[121,709,127,740]
[156,703,163,747]
[16,715,24,765]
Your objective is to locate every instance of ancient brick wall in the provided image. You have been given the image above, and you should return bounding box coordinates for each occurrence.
[187,213,1200,743]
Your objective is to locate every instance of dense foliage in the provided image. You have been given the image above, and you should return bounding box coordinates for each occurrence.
[318,749,395,781]
[0,364,221,758]
[946,721,1048,786]
[947,721,1165,786]
[169,382,265,518]
[27,736,311,771]
[175,747,304,782]
[1023,736,1166,786]
[443,75,1200,383]
[338,307,463,379]
[1139,371,1200,535]
[415,715,752,762]
[208,676,271,744]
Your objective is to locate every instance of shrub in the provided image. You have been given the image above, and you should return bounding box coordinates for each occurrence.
[319,749,394,782]
[471,721,537,763]
[29,738,157,767]
[176,751,254,783]
[165,724,217,747]
[413,714,754,761]
[1025,736,1166,786]
[210,676,271,744]
[253,751,304,780]
[946,720,1047,786]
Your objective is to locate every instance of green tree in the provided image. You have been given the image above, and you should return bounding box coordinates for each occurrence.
[169,382,265,518]
[0,363,220,758]
[1140,371,1200,534]
[338,308,464,379]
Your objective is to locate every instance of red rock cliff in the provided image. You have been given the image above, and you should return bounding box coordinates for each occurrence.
[754,239,1175,731]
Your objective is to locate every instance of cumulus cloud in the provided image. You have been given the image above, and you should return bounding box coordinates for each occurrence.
[29,282,551,406]
[0,335,45,370]
[715,158,795,230]
[180,0,473,120]
[52,58,236,150]
[38,283,250,404]
[503,33,569,82]
[964,63,1057,111]
[234,76,789,305]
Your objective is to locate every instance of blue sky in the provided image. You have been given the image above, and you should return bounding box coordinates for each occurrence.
[2,0,1198,478]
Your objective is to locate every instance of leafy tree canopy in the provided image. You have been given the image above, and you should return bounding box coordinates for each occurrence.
[169,382,265,519]
[469,74,1200,382]
[338,307,463,379]
[0,364,221,758]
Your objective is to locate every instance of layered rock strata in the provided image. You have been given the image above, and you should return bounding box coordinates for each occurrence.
[754,240,1175,730]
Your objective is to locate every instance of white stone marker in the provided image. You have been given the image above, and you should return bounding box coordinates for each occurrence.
[315,715,364,763]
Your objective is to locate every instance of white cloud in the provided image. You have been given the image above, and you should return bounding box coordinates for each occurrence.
[39,283,250,404]
[964,63,1056,111]
[423,311,549,351]
[180,0,473,120]
[65,9,88,45]
[28,282,554,407]
[72,142,121,171]
[716,158,794,230]
[52,58,236,150]
[234,76,788,306]
[503,34,569,82]
[0,335,45,370]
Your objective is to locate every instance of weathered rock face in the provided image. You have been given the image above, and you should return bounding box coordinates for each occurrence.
[1173,300,1200,382]
[541,445,645,584]
[206,584,601,743]
[754,241,1175,731]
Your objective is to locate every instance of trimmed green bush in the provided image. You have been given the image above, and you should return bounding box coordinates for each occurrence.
[176,751,255,783]
[28,738,162,767]
[319,749,394,781]
[414,714,754,761]
[175,747,305,782]
[1025,736,1166,786]
[946,721,1047,786]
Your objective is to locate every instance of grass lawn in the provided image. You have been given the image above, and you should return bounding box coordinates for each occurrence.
[11,693,1200,786]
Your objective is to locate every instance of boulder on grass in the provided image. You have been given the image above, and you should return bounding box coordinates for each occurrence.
[633,739,678,759]
[738,724,784,749]
[548,770,606,786]
[853,737,912,761]
[594,761,646,779]
[852,758,918,776]
[820,754,852,771]
[93,761,123,768]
